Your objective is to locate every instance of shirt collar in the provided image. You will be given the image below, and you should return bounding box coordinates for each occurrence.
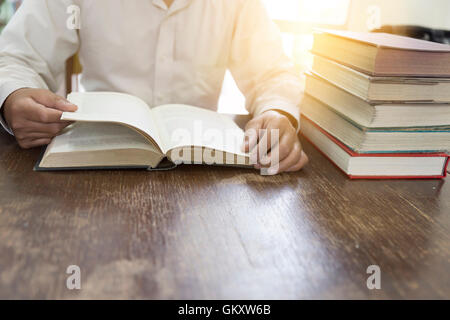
[152,0,167,10]
[152,0,194,15]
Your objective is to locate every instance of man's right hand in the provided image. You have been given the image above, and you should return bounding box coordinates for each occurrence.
[2,88,77,149]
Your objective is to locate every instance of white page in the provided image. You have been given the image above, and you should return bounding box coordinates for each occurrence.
[61,92,163,149]
[153,104,248,156]
[48,122,160,154]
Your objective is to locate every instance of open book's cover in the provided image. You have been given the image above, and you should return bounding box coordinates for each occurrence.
[33,147,178,172]
[33,147,252,172]
[320,29,450,52]
[301,116,449,180]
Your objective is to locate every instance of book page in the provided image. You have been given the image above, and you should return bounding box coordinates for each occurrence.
[61,92,163,149]
[153,104,248,157]
[46,122,160,154]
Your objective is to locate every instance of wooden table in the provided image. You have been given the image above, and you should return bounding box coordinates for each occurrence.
[0,118,449,300]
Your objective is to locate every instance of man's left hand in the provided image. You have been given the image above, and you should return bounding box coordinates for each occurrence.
[242,110,309,175]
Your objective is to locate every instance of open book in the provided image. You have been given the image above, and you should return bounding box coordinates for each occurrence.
[35,92,251,171]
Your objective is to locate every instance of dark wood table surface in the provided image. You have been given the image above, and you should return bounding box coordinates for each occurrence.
[0,117,449,300]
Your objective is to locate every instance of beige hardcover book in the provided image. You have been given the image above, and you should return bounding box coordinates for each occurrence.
[311,55,450,103]
[304,72,450,128]
[301,95,450,153]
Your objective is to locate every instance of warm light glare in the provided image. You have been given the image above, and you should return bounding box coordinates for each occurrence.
[298,0,350,25]
[262,0,301,21]
[224,0,353,113]
[263,0,350,25]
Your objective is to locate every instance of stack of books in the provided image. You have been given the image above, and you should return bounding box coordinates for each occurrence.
[301,29,450,179]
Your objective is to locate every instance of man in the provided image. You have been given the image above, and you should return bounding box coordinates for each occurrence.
[0,0,308,174]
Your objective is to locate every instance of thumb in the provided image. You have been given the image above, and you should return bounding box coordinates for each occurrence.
[32,90,78,112]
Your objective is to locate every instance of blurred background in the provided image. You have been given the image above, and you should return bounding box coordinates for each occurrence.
[264,0,450,72]
[0,0,21,33]
[1,0,450,112]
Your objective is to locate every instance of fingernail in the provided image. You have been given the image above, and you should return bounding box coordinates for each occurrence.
[268,167,277,175]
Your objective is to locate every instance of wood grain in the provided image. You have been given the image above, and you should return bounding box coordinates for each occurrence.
[0,120,449,299]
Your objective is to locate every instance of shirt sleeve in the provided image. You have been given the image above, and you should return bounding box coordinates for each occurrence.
[229,0,303,130]
[0,0,79,134]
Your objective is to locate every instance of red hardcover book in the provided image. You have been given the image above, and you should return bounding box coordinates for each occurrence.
[301,116,449,180]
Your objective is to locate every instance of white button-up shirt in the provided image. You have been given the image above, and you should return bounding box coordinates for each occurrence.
[0,0,303,134]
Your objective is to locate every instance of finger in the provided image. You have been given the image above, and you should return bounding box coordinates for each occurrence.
[31,90,77,112]
[15,121,70,140]
[286,151,309,172]
[254,124,284,166]
[16,130,61,141]
[19,138,52,149]
[267,142,302,175]
[259,132,296,166]
[22,101,65,123]
[21,120,71,135]
[243,129,259,154]
[243,118,263,152]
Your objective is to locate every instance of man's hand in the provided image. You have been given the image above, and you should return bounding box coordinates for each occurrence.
[2,88,77,149]
[242,110,308,175]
